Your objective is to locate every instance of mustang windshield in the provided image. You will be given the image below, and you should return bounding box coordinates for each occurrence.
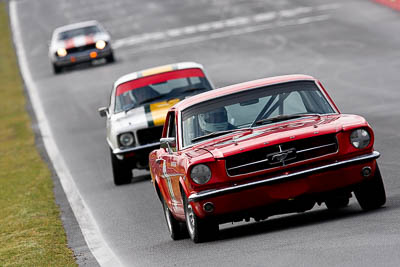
[181,80,336,147]
[114,69,212,113]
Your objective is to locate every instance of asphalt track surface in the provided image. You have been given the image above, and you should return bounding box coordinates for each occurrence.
[10,0,400,266]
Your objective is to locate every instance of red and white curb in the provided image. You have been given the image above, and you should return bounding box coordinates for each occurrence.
[374,0,400,11]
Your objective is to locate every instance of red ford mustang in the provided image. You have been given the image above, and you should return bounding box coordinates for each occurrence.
[149,74,386,243]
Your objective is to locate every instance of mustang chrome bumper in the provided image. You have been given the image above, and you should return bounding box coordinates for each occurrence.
[188,151,380,202]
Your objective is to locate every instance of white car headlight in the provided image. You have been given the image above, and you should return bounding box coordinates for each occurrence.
[56,48,67,57]
[95,40,107,50]
[350,129,370,149]
[190,164,211,185]
[119,133,135,147]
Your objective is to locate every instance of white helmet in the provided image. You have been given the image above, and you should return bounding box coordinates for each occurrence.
[198,107,229,133]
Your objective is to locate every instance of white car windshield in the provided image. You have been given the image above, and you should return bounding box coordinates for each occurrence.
[58,25,101,40]
[181,80,336,147]
[114,69,213,113]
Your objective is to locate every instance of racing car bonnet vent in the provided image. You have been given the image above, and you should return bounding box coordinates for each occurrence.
[225,134,338,176]
[137,126,164,146]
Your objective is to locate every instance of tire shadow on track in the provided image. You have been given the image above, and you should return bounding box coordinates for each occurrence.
[55,58,117,75]
[217,203,389,242]
[131,174,151,184]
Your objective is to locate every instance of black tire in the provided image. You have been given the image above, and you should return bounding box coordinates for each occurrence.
[325,196,350,211]
[53,64,62,74]
[110,149,132,185]
[162,197,187,240]
[183,194,218,243]
[355,165,386,211]
[106,52,115,63]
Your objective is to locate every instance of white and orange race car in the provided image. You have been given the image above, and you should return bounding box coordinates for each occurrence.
[98,62,214,185]
[48,20,114,74]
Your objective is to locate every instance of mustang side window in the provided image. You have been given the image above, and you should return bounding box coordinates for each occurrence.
[166,113,177,151]
[182,116,196,147]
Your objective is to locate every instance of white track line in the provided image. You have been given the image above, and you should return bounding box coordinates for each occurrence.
[9,1,122,266]
[113,4,340,49]
[124,14,331,55]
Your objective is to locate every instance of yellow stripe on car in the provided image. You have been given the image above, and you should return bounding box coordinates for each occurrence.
[141,65,174,77]
[150,99,180,126]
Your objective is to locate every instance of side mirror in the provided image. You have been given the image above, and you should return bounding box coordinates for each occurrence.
[98,107,108,117]
[160,137,176,154]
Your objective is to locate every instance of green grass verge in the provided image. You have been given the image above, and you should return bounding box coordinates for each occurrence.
[0,3,77,266]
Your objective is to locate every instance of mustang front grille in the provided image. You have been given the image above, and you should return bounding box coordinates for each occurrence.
[225,134,338,176]
[137,126,164,146]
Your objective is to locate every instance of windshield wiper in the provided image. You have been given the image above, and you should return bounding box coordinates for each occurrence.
[251,113,321,127]
[191,128,251,143]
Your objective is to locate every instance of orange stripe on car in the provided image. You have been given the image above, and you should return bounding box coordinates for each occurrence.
[149,99,180,126]
[141,65,174,77]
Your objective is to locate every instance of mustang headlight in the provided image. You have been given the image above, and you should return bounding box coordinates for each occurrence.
[190,164,211,185]
[56,48,67,57]
[350,129,370,149]
[119,133,135,147]
[95,40,107,50]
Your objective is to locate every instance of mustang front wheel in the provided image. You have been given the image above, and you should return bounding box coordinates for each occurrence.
[110,149,132,185]
[183,194,218,243]
[162,197,187,240]
[355,164,386,211]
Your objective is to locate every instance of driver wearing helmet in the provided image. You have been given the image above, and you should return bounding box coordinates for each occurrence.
[198,107,234,134]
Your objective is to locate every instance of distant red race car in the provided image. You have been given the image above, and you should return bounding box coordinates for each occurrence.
[149,75,386,243]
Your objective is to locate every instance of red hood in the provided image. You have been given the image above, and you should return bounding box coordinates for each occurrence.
[186,114,369,160]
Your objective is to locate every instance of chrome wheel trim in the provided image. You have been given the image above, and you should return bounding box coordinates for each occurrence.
[186,202,195,236]
[164,204,173,233]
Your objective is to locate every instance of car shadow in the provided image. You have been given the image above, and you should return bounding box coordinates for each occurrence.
[131,173,151,184]
[56,58,115,74]
[216,203,389,242]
